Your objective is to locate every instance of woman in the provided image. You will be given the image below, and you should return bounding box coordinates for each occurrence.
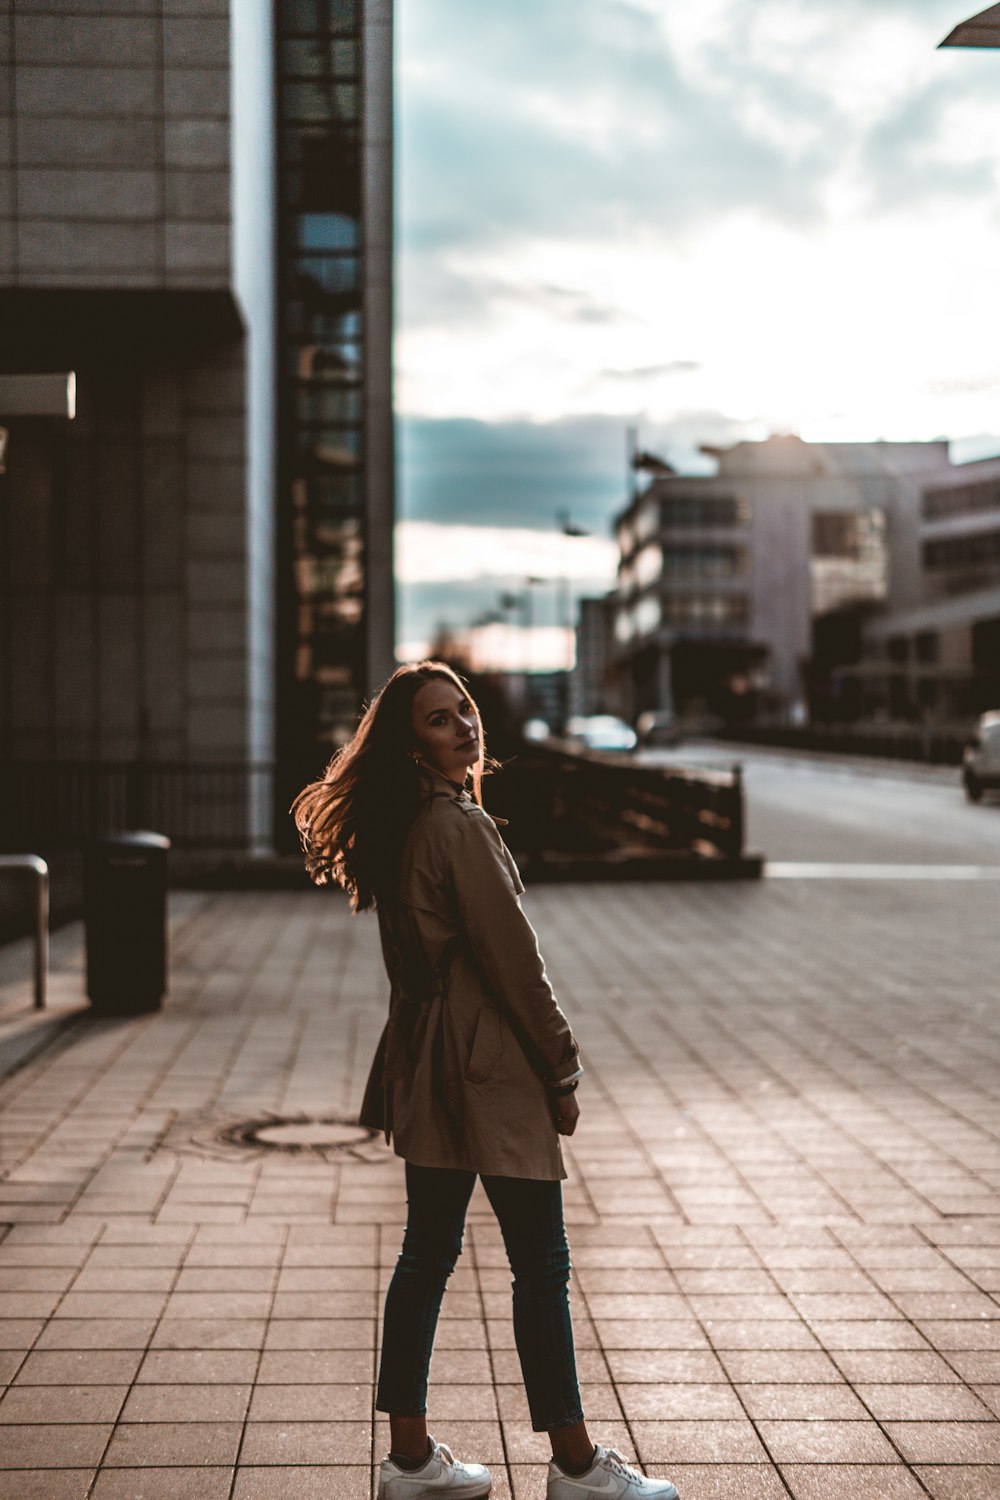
[293,662,678,1500]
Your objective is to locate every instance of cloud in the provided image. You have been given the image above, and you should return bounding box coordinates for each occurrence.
[397,521,618,584]
[393,1,1000,644]
[600,361,701,381]
[397,0,1000,429]
[398,410,757,531]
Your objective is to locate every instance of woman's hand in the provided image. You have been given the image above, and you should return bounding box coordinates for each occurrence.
[552,1090,580,1136]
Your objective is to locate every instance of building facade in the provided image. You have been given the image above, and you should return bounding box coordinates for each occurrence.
[274,0,394,819]
[846,457,1000,723]
[0,0,393,854]
[610,436,966,724]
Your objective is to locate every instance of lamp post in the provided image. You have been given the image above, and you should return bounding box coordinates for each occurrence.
[522,576,546,718]
[556,511,590,726]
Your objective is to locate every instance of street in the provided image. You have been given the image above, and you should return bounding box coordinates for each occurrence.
[640,742,1000,867]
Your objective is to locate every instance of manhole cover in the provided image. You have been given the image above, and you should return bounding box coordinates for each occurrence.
[155,1111,388,1164]
[247,1119,370,1151]
[216,1114,379,1158]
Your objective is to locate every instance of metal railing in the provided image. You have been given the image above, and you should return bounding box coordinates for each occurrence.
[488,741,749,866]
[0,855,49,1009]
[0,761,274,852]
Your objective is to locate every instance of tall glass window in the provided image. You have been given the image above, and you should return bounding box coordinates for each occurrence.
[277,0,368,786]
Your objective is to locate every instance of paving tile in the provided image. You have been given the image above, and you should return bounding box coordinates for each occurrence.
[705,1321,820,1350]
[13,1350,144,1387]
[0,1423,111,1468]
[973,1383,1000,1418]
[0,1292,61,1318]
[781,1464,927,1499]
[150,1318,266,1350]
[647,1466,789,1500]
[0,1384,127,1422]
[72,1268,176,1293]
[264,1319,375,1351]
[0,1269,77,1293]
[915,1320,1000,1351]
[121,1383,252,1422]
[592,1319,709,1351]
[162,1292,272,1320]
[913,1465,1000,1499]
[857,1382,994,1421]
[717,1349,842,1383]
[35,1319,157,1350]
[239,1420,374,1464]
[174,1267,276,1293]
[54,1292,168,1320]
[946,1351,1000,1382]
[883,1421,1000,1464]
[831,1349,960,1383]
[136,1349,260,1384]
[0,1474,95,1500]
[247,1383,372,1421]
[736,1382,868,1419]
[806,1320,930,1350]
[630,1418,768,1463]
[101,1420,243,1467]
[90,1468,234,1500]
[603,1349,728,1383]
[85,1246,187,1270]
[617,1382,745,1419]
[232,1470,371,1500]
[756,1419,900,1463]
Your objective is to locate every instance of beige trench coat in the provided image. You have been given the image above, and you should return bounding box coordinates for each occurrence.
[358,769,582,1180]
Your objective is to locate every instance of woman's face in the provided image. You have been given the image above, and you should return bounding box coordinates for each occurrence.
[411,678,481,782]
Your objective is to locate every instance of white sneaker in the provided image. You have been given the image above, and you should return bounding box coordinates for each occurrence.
[377,1434,492,1499]
[547,1444,678,1500]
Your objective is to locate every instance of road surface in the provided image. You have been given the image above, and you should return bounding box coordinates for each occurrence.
[639,741,1000,866]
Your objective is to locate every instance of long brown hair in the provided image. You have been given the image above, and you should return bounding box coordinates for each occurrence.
[291,661,488,911]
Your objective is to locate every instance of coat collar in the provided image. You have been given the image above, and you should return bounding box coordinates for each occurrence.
[416,762,472,802]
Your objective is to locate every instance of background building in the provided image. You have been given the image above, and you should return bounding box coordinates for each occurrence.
[844,456,1000,723]
[0,0,393,859]
[610,436,975,725]
[571,593,617,718]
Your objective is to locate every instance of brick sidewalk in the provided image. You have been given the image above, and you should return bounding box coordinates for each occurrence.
[1,878,999,1499]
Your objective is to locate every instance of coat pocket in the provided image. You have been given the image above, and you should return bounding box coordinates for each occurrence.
[464,1006,503,1083]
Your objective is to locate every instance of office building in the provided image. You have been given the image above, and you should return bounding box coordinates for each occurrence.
[845,456,1000,722]
[0,0,394,855]
[610,436,960,723]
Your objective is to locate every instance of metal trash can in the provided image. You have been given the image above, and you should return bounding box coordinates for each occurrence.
[85,831,170,1013]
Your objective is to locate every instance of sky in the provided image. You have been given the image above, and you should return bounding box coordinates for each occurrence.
[393,0,1000,662]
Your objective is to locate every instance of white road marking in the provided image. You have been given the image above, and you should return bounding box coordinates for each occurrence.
[766,863,1000,880]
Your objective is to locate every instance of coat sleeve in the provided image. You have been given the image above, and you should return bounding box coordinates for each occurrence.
[450,808,581,1085]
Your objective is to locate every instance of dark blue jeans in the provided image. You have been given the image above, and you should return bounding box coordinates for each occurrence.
[376,1161,584,1432]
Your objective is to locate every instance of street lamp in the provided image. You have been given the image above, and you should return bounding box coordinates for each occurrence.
[556,511,591,726]
[939,6,1000,47]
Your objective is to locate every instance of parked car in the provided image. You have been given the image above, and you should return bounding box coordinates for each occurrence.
[962,711,1000,801]
[564,715,638,753]
[636,709,682,747]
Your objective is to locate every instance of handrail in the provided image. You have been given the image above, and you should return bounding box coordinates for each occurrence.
[0,854,49,1010]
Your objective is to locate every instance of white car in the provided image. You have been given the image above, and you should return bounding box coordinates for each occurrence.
[963,711,1000,802]
[564,715,638,753]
